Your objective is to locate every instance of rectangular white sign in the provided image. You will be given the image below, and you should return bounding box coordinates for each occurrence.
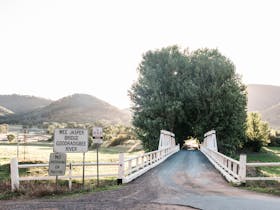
[93,138,103,144]
[93,127,103,138]
[49,152,67,176]
[54,128,88,153]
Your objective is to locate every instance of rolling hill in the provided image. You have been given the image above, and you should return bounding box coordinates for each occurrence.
[0,94,131,125]
[247,84,280,129]
[0,94,52,114]
[261,103,280,129]
[1,84,278,128]
[0,105,14,117]
[247,84,280,112]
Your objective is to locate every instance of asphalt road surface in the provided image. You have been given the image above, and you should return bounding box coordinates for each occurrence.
[1,150,280,210]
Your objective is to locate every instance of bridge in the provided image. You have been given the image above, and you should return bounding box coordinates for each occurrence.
[5,130,280,209]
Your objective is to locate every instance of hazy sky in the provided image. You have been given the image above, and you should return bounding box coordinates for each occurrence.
[0,0,279,108]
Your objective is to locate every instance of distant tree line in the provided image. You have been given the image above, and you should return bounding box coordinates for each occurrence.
[43,122,137,148]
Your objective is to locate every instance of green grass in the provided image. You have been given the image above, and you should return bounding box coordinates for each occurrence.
[246,147,280,177]
[241,146,280,196]
[0,178,121,200]
[0,163,10,181]
[242,185,280,196]
[0,142,143,200]
[0,144,143,181]
[0,143,143,165]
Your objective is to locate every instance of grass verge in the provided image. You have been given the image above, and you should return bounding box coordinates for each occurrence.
[240,147,280,196]
[0,178,120,200]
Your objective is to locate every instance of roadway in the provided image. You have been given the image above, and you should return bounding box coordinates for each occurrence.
[1,150,280,209]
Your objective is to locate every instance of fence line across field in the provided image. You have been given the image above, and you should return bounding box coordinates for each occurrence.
[10,144,180,191]
[10,159,119,191]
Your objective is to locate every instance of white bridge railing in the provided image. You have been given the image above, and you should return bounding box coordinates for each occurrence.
[201,130,280,184]
[10,145,180,191]
[200,146,243,184]
[120,145,180,183]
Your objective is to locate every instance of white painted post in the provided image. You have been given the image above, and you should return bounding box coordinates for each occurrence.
[136,157,139,171]
[239,154,247,183]
[10,158,19,191]
[233,162,237,175]
[118,153,124,184]
[141,155,144,168]
[155,152,158,162]
[128,160,132,175]
[69,162,72,191]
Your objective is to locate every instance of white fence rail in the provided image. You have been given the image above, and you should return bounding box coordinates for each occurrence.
[119,145,180,183]
[201,146,280,184]
[244,156,280,181]
[10,145,180,191]
[200,146,242,184]
[10,158,119,191]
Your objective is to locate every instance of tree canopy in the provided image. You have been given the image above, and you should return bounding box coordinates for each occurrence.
[129,46,247,155]
[245,112,270,152]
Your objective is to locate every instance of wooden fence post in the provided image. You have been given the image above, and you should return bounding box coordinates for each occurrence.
[117,153,124,184]
[239,154,247,183]
[10,158,19,191]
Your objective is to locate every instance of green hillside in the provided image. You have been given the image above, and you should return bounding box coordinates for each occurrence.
[0,105,13,117]
[0,94,52,114]
[247,84,280,112]
[0,94,131,125]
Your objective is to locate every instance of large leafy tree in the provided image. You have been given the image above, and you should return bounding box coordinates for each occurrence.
[188,49,247,155]
[129,46,247,155]
[129,46,191,150]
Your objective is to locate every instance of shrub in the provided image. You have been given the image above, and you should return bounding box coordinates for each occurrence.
[7,134,16,142]
[109,134,129,147]
[245,112,270,152]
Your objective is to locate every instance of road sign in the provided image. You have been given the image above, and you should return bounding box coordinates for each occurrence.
[93,138,103,144]
[92,127,103,186]
[49,152,66,176]
[93,127,103,138]
[54,129,88,153]
[93,127,103,144]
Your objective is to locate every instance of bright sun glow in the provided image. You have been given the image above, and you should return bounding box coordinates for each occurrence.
[0,0,279,108]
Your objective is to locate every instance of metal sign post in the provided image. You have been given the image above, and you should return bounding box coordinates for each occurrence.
[96,144,99,186]
[23,129,27,161]
[56,175,58,190]
[82,152,85,189]
[93,127,103,187]
[53,128,88,190]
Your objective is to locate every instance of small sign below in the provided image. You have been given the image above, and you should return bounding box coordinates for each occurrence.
[49,152,66,176]
[93,138,103,144]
